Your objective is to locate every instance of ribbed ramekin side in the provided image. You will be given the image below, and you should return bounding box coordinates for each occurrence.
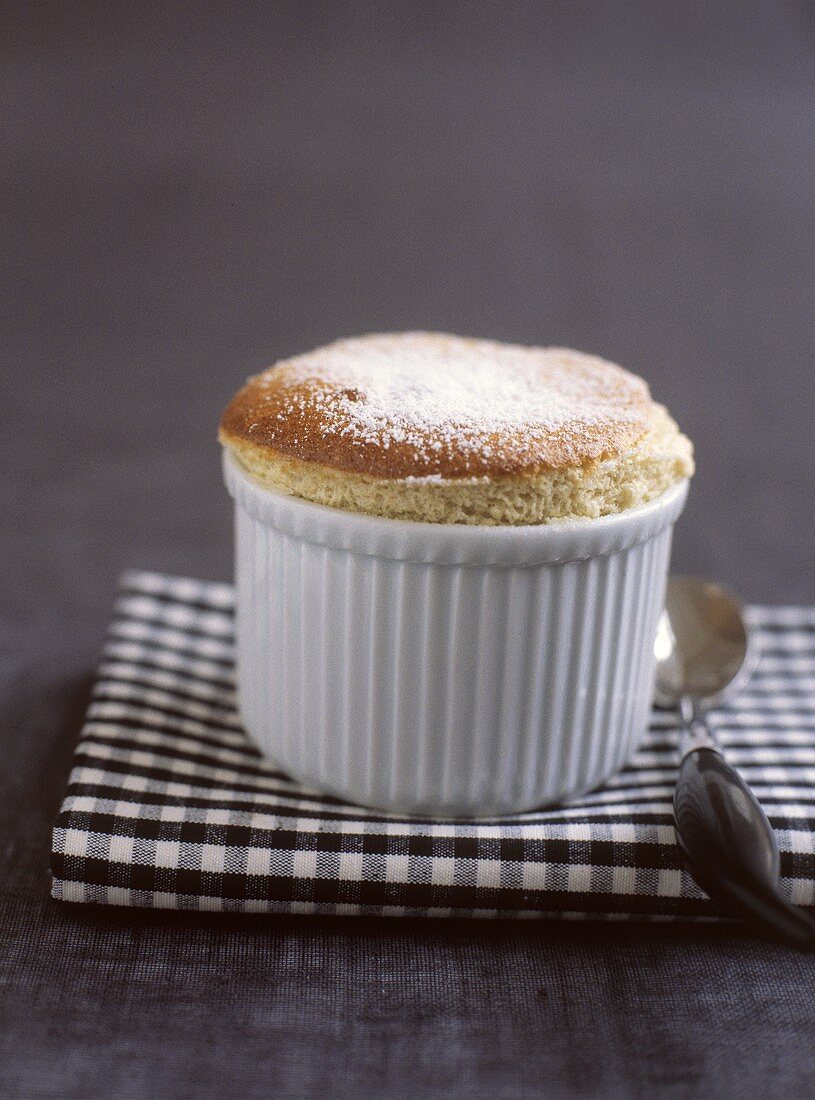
[619,525,674,770]
[534,529,675,807]
[232,490,681,815]
[518,548,638,809]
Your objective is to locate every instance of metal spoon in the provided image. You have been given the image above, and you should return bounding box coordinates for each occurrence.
[655,575,815,948]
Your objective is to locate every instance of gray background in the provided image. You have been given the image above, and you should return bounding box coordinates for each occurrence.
[3,3,815,1098]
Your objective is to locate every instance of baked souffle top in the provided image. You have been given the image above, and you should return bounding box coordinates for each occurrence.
[219,332,693,525]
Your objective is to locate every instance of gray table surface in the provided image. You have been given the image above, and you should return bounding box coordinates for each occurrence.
[3,4,815,1097]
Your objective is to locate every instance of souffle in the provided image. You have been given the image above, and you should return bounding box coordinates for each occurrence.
[219,332,693,525]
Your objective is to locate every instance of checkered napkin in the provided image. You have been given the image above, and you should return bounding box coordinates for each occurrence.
[51,572,815,920]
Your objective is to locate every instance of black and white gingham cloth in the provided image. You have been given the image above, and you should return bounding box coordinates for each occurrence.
[51,572,815,920]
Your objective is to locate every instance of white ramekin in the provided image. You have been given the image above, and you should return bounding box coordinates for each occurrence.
[224,451,688,816]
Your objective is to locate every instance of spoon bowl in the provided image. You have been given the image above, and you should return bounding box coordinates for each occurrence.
[654,576,754,708]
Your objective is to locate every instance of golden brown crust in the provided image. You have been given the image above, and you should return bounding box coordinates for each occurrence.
[219,333,656,480]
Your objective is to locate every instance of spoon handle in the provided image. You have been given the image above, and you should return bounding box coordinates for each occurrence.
[678,695,719,757]
[674,726,815,949]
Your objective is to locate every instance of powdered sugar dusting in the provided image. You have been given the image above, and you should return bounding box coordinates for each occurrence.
[232,333,653,477]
